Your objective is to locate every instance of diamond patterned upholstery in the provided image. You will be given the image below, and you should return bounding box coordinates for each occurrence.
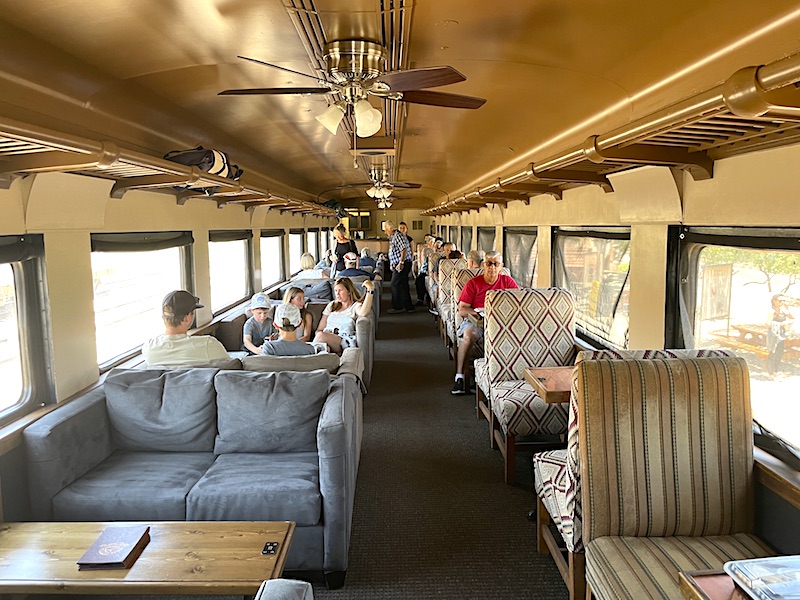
[436,258,466,312]
[483,288,576,483]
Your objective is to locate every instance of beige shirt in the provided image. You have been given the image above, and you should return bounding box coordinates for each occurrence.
[142,333,229,366]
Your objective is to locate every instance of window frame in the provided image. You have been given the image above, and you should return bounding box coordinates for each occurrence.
[502,226,538,287]
[260,229,285,288]
[477,226,496,253]
[208,230,254,315]
[288,228,306,277]
[90,231,194,369]
[673,226,800,454]
[0,235,52,426]
[552,226,631,349]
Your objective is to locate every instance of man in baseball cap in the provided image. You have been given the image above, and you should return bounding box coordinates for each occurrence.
[261,303,316,356]
[142,290,229,366]
[335,251,380,280]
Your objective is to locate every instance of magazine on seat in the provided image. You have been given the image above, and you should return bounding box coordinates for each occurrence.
[724,556,800,600]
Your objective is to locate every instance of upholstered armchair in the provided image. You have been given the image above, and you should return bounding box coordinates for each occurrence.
[425,252,445,306]
[532,348,735,600]
[576,355,771,599]
[436,257,466,345]
[449,267,482,359]
[477,288,577,483]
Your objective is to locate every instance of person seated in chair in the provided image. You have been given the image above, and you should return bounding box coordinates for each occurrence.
[466,249,484,269]
[242,292,275,354]
[359,247,377,268]
[315,278,376,354]
[452,251,519,395]
[143,290,229,366]
[261,303,317,356]
[292,252,329,280]
[336,252,380,280]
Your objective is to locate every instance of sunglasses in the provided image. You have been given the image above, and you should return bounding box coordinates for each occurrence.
[484,261,501,267]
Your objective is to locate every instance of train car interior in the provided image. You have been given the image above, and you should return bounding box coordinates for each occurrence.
[0,2,798,599]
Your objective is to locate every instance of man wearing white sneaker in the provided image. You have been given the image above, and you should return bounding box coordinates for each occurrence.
[451,251,518,395]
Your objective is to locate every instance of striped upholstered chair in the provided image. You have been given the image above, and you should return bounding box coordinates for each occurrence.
[576,355,771,599]
[480,288,577,483]
[532,349,735,600]
[436,257,466,345]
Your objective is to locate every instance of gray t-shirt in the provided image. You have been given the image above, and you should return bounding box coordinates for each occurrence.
[243,316,272,348]
[261,339,316,356]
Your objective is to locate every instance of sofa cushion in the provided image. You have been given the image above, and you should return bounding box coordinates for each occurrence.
[187,452,321,525]
[242,353,339,373]
[52,450,215,521]
[104,368,218,452]
[214,370,330,454]
[585,534,772,599]
[282,279,332,301]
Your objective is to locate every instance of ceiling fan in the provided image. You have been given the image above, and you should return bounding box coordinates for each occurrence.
[219,39,486,136]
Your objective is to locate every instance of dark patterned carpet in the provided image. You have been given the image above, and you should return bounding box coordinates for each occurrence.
[309,298,568,599]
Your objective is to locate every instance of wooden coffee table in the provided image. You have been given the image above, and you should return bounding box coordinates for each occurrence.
[524,366,574,404]
[0,521,295,595]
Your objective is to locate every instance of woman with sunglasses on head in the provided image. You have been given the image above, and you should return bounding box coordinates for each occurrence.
[314,277,376,355]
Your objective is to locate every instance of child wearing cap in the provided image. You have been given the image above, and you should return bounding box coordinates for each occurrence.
[261,303,317,356]
[243,293,275,354]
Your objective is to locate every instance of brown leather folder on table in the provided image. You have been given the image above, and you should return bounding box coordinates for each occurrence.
[77,524,151,570]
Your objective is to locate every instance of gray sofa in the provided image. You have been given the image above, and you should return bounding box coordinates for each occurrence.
[23,367,361,589]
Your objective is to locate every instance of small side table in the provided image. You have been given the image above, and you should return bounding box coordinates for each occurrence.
[523,366,573,404]
[679,570,750,600]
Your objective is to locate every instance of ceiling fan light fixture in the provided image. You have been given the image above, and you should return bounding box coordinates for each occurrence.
[354,99,382,137]
[315,102,345,134]
[366,185,378,198]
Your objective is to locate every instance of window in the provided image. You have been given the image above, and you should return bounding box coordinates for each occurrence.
[448,226,458,245]
[554,228,631,349]
[260,230,284,287]
[91,232,191,365]
[0,235,49,423]
[477,226,496,252]
[306,230,321,263]
[503,227,538,287]
[412,220,423,230]
[0,263,21,410]
[345,209,370,231]
[679,228,800,449]
[288,229,305,275]
[208,231,251,313]
[461,226,473,254]
[321,229,331,255]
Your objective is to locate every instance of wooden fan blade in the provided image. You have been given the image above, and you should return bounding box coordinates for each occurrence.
[237,55,322,82]
[378,66,466,92]
[393,182,422,188]
[219,87,332,96]
[398,90,486,109]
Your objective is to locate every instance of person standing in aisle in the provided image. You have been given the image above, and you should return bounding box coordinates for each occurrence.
[384,220,415,313]
[331,224,357,275]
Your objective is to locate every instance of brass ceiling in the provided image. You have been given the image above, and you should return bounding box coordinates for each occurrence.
[1,1,800,213]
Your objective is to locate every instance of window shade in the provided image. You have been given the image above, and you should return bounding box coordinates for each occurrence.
[91,232,193,252]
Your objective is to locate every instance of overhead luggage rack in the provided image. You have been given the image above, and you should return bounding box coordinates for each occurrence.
[423,50,800,216]
[0,117,336,218]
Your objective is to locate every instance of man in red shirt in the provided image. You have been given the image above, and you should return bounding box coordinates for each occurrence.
[452,251,519,395]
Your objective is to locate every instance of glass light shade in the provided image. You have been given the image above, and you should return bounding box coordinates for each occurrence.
[315,103,345,134]
[354,101,382,137]
[366,186,378,198]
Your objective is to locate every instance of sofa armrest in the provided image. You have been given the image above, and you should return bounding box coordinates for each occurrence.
[355,313,374,389]
[337,348,365,390]
[23,388,113,520]
[316,375,361,573]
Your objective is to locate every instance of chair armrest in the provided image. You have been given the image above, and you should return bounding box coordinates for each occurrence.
[23,388,113,520]
[338,347,366,391]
